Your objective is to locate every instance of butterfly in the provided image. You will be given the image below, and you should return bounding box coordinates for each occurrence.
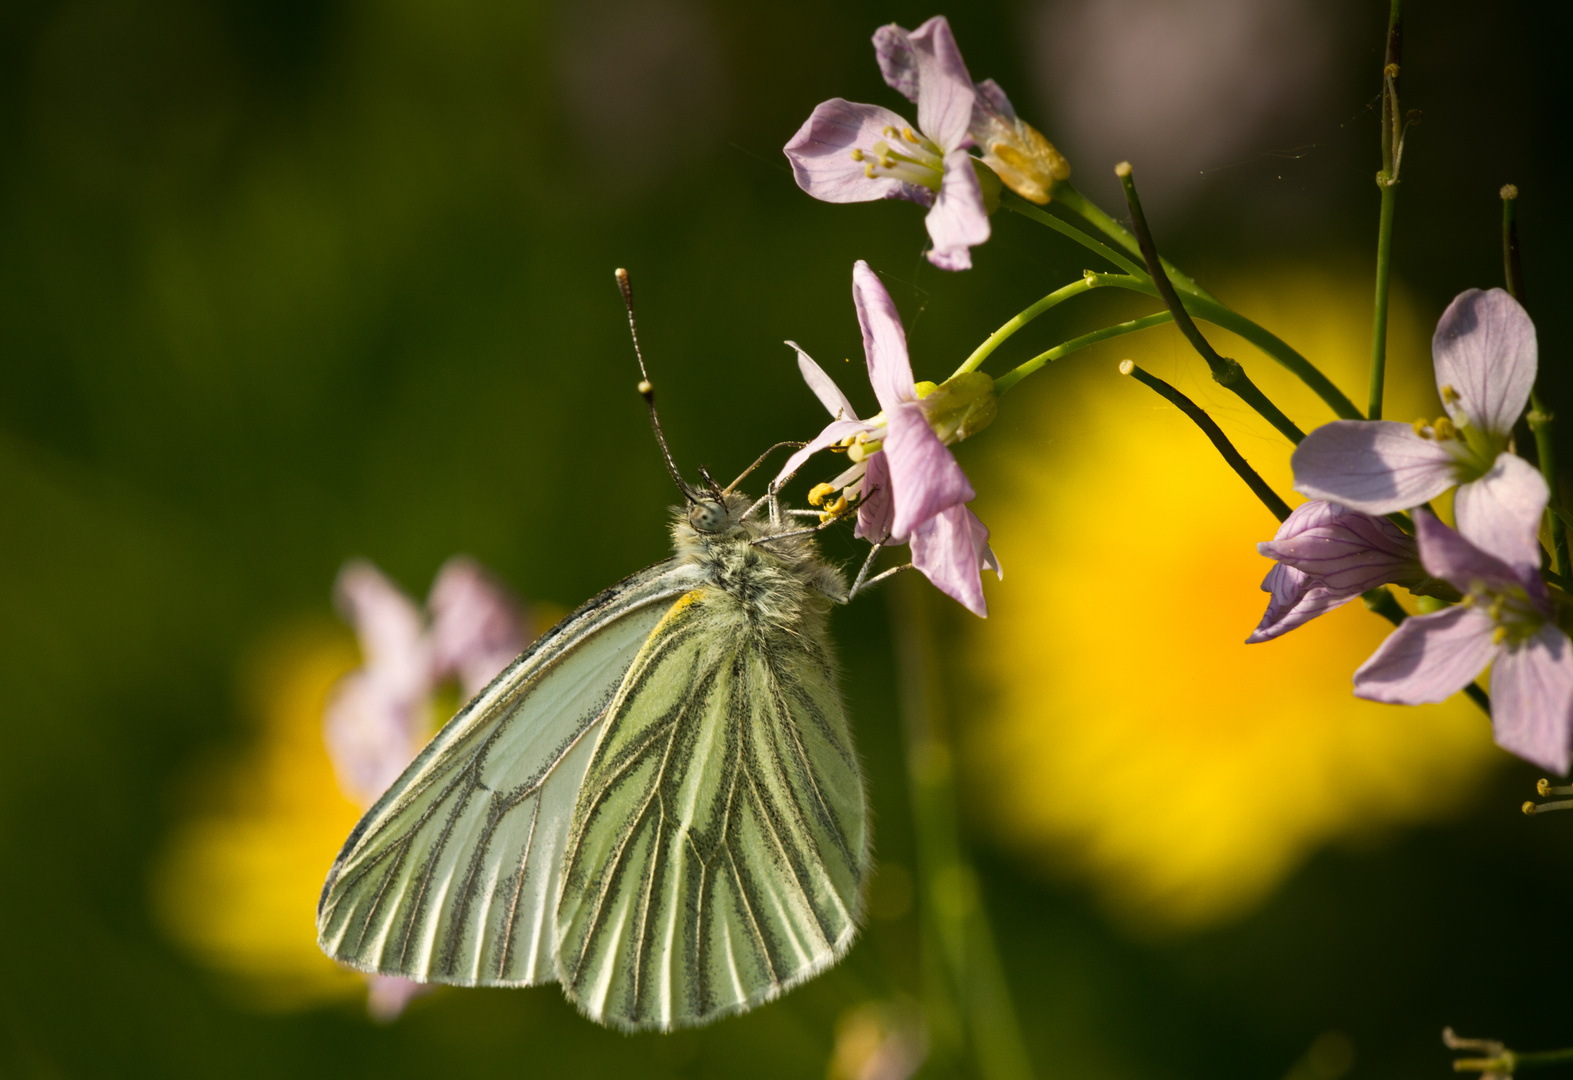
[317,270,877,1030]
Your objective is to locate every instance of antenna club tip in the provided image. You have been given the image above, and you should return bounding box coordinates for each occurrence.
[615,267,629,281]
[1114,160,1133,178]
[1500,183,1519,201]
[637,379,654,398]
[1118,359,1135,375]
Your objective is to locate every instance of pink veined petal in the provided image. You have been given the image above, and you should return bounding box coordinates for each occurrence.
[1291,419,1458,514]
[1246,563,1358,644]
[429,556,528,699]
[884,404,975,540]
[1432,287,1537,439]
[971,77,1017,124]
[1257,515,1420,593]
[784,99,934,206]
[323,673,423,808]
[852,260,918,408]
[872,23,921,103]
[786,341,859,420]
[1452,452,1549,574]
[964,506,1002,579]
[854,449,894,543]
[924,149,990,271]
[1490,626,1573,774]
[1352,604,1499,705]
[775,417,869,485]
[333,560,432,702]
[910,503,990,617]
[1412,509,1522,596]
[905,16,976,151]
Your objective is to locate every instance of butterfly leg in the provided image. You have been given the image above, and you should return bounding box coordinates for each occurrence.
[846,560,913,601]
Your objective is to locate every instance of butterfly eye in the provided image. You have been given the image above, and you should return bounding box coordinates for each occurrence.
[688,500,728,534]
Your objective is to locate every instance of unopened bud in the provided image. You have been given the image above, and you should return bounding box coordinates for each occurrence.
[1500,183,1519,201]
[1114,161,1132,178]
[920,371,998,443]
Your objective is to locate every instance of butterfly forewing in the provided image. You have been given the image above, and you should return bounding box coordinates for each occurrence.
[554,585,868,1030]
[316,559,705,986]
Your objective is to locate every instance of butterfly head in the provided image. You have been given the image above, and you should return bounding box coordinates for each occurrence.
[687,498,730,535]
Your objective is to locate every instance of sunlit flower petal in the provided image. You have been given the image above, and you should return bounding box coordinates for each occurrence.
[1432,287,1537,439]
[1451,452,1548,574]
[1353,604,1500,705]
[1490,627,1573,774]
[1291,420,1457,514]
[784,99,935,205]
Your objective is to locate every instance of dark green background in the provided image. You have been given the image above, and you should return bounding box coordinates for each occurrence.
[2,0,1570,1076]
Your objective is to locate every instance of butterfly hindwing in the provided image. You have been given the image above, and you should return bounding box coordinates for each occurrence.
[316,559,705,987]
[554,584,868,1030]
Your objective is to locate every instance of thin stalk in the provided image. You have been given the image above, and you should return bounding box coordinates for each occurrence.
[889,579,1034,1080]
[1365,590,1492,715]
[1120,361,1291,521]
[1367,185,1398,418]
[1116,163,1305,444]
[1502,185,1569,577]
[1001,191,1146,278]
[1051,182,1212,300]
[995,311,1174,394]
[1367,0,1404,419]
[1085,273,1364,419]
[954,277,1097,376]
[1513,1048,1573,1070]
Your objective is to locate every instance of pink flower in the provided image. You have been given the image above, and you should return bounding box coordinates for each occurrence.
[1352,467,1573,774]
[1248,500,1426,643]
[784,17,989,270]
[325,555,530,1019]
[777,261,1000,616]
[1292,289,1542,556]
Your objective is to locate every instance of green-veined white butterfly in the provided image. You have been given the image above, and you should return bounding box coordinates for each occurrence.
[316,270,880,1030]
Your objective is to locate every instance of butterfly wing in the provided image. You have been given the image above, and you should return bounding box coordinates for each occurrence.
[316,558,706,987]
[554,585,869,1030]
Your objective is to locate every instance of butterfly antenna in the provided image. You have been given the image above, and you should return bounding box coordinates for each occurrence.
[617,268,699,503]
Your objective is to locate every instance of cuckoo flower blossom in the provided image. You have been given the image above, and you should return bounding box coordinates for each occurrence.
[326,555,529,1019]
[1293,290,1541,552]
[1248,500,1426,643]
[784,17,988,270]
[777,260,1000,615]
[1353,468,1573,774]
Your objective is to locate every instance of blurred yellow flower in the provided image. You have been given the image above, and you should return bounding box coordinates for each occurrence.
[153,622,367,1010]
[964,265,1499,933]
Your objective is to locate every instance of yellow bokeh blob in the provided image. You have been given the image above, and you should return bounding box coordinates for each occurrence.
[963,265,1499,934]
[153,623,367,1009]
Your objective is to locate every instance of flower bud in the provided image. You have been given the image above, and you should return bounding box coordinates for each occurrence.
[916,371,997,443]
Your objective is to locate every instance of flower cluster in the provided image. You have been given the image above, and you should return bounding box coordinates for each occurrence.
[326,555,530,1019]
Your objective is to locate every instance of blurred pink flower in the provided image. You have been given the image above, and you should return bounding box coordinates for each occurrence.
[325,555,530,1019]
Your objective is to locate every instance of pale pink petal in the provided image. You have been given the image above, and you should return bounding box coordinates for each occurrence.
[852,260,917,409]
[872,23,921,103]
[365,975,432,1023]
[1291,420,1458,514]
[784,99,934,205]
[429,556,528,699]
[924,149,990,271]
[1257,513,1420,593]
[1353,604,1499,705]
[1490,627,1573,774]
[1413,510,1521,595]
[776,418,868,485]
[1453,453,1548,574]
[905,17,975,151]
[323,673,424,808]
[910,503,990,617]
[333,560,431,701]
[787,341,858,420]
[972,78,1017,122]
[855,449,894,543]
[884,403,975,540]
[1246,564,1357,644]
[1432,287,1537,439]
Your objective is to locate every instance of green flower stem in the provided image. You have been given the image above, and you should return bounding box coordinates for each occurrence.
[1003,192,1362,420]
[993,311,1175,394]
[1511,1047,1573,1070]
[1120,361,1291,522]
[1368,0,1404,419]
[1501,187,1570,578]
[1001,191,1146,278]
[954,277,1098,377]
[1116,165,1305,444]
[1364,589,1492,716]
[1051,182,1212,300]
[889,577,1034,1080]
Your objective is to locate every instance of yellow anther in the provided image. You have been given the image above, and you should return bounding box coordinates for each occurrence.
[1523,801,1538,816]
[1539,778,1554,796]
[1488,600,1504,621]
[864,163,878,179]
[1385,62,1400,78]
[850,148,865,162]
[901,127,917,143]
[1441,384,1461,404]
[807,482,836,507]
[882,126,899,140]
[1434,416,1458,441]
[1412,418,1431,438]
[879,155,896,169]
[1493,626,1508,645]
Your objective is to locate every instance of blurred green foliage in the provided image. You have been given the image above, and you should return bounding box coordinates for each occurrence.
[1,0,1571,1076]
